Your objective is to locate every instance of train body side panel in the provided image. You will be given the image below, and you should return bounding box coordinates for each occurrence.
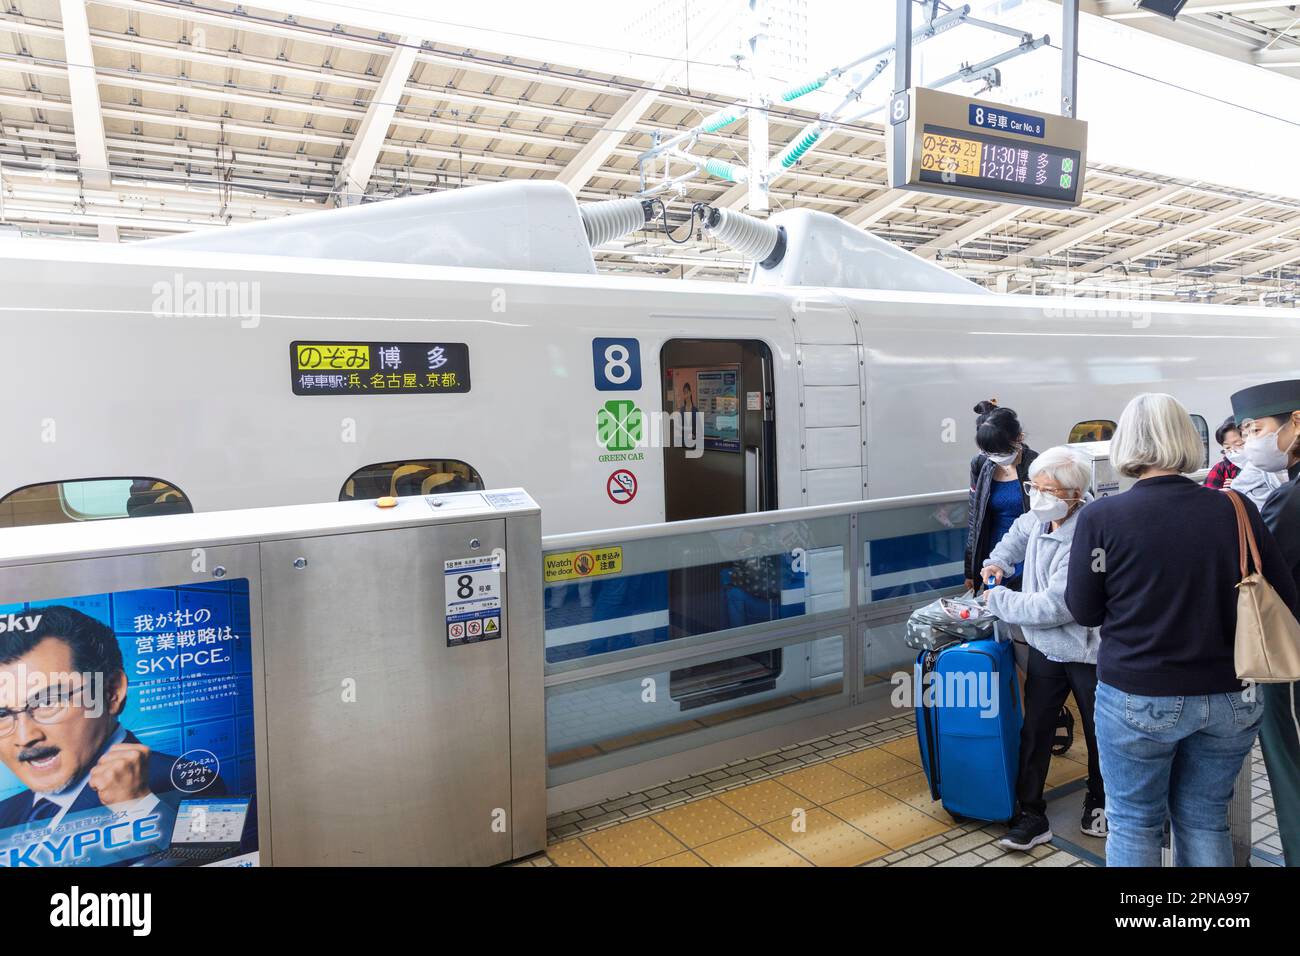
[838,290,1300,501]
[0,244,799,536]
[2,242,1298,537]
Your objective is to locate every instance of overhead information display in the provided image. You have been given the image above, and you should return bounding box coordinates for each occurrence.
[290,341,470,395]
[889,87,1087,208]
[918,126,1081,204]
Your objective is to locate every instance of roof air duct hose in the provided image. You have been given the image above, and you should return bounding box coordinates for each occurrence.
[703,207,787,270]
[580,197,655,247]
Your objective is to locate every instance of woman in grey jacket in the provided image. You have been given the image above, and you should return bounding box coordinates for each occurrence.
[979,446,1104,851]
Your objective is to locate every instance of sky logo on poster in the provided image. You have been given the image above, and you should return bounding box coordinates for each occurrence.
[0,613,41,633]
[49,886,152,936]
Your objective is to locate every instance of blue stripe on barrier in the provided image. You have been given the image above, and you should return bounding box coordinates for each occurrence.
[543,528,972,660]
[870,528,966,601]
[545,625,674,663]
[544,558,807,663]
[544,529,965,663]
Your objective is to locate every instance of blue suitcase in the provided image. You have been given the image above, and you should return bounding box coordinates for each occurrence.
[915,637,1022,822]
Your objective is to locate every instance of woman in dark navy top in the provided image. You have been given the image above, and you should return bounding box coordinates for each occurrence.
[965,401,1037,591]
[1066,393,1297,867]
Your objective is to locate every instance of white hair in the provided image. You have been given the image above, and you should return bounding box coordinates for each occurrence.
[1110,392,1205,478]
[1028,446,1092,496]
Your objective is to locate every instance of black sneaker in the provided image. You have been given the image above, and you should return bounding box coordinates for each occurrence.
[1081,794,1108,838]
[998,812,1053,852]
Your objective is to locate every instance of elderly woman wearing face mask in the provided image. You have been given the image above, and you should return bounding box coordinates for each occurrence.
[1232,380,1300,867]
[976,446,1103,852]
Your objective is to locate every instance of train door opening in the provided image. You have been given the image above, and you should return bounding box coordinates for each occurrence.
[660,339,783,710]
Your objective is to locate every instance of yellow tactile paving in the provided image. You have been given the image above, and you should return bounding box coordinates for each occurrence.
[1046,755,1088,788]
[581,817,687,867]
[651,797,752,848]
[762,807,890,866]
[547,726,1100,866]
[694,828,812,867]
[1061,739,1094,767]
[546,839,605,867]
[644,850,710,867]
[778,763,869,804]
[831,747,918,786]
[878,771,957,825]
[824,788,951,850]
[717,778,810,826]
[879,735,924,766]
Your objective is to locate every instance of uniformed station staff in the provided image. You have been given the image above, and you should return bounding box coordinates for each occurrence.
[1231,379,1300,867]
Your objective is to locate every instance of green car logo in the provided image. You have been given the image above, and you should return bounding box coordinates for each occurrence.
[597,400,643,452]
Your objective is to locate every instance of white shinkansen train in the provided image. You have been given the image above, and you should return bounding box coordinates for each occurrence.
[2,180,1297,714]
[0,180,1295,538]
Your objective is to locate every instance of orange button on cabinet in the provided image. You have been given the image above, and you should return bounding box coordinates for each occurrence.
[376,496,398,509]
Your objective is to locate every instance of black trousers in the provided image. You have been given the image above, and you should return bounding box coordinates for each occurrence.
[1017,645,1103,816]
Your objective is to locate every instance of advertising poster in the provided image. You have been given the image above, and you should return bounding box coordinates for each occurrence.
[0,580,258,867]
[668,365,741,453]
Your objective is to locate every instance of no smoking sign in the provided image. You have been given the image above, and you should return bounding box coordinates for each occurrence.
[606,469,637,505]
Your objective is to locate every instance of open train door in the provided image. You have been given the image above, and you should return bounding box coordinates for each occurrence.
[660,339,780,709]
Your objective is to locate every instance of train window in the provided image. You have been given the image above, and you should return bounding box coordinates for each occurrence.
[1189,414,1211,470]
[339,459,484,500]
[1068,419,1116,443]
[0,478,193,529]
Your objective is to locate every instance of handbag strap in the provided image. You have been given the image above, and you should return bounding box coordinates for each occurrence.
[1226,490,1262,579]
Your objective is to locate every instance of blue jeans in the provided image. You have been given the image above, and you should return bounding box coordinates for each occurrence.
[1094,680,1263,867]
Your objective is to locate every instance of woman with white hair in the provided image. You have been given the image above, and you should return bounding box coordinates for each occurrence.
[978,446,1103,851]
[1066,392,1298,867]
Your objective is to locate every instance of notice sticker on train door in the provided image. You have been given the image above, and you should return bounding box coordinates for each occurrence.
[607,469,637,504]
[444,555,502,646]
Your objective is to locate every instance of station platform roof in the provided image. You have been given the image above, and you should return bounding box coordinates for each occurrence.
[0,0,1297,305]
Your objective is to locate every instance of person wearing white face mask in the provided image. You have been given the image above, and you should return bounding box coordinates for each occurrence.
[1204,417,1244,491]
[1232,380,1300,866]
[1205,414,1283,508]
[965,401,1038,593]
[977,446,1103,851]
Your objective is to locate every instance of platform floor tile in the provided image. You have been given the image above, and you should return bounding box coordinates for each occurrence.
[534,712,1281,868]
[777,763,870,805]
[651,797,752,848]
[693,829,812,867]
[581,817,686,867]
[829,747,919,786]
[716,779,810,826]
[824,788,951,850]
[761,807,890,867]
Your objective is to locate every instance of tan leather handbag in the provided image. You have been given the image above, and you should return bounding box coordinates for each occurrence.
[1227,490,1300,682]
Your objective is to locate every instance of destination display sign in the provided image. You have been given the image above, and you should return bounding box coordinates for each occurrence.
[890,87,1088,208]
[290,341,471,396]
[918,125,1082,204]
